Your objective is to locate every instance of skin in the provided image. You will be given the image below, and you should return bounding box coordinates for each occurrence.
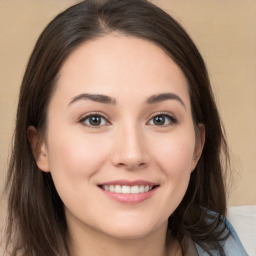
[29,34,204,256]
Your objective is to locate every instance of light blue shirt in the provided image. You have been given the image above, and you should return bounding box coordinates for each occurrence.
[195,215,248,255]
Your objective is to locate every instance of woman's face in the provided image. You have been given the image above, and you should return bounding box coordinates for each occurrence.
[33,34,204,240]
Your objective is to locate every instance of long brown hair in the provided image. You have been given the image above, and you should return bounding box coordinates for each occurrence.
[4,0,229,255]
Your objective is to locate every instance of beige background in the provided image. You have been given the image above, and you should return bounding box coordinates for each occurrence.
[0,0,256,225]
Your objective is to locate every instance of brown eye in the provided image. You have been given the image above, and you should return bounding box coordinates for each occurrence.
[148,114,177,126]
[153,115,166,125]
[81,115,108,127]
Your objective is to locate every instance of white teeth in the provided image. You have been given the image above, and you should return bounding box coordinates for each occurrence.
[103,185,109,191]
[122,185,130,194]
[139,185,145,193]
[101,185,154,194]
[115,185,122,193]
[131,185,139,194]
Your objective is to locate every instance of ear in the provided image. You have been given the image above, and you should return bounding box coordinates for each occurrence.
[27,126,50,172]
[191,123,205,171]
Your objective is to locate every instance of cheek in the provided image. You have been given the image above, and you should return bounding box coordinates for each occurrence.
[152,132,196,175]
[46,130,112,217]
[46,130,110,186]
[152,131,195,210]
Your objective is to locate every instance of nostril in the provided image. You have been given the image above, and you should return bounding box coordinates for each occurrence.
[138,162,147,168]
[126,162,147,170]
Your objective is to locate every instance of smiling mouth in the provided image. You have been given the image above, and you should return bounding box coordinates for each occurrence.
[99,184,159,194]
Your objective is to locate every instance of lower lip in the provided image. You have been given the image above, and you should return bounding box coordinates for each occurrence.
[100,187,158,204]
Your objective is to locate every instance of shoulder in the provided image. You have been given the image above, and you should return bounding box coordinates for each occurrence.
[220,217,248,255]
[194,211,248,256]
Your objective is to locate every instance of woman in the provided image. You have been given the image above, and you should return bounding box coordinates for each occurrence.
[3,0,248,255]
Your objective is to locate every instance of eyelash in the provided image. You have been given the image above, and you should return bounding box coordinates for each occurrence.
[79,112,177,128]
[79,112,110,128]
[147,112,177,126]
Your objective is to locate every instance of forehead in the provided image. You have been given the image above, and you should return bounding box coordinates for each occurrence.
[53,34,190,106]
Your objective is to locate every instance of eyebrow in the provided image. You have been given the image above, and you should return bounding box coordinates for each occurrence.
[69,92,185,108]
[69,93,116,105]
[146,93,186,108]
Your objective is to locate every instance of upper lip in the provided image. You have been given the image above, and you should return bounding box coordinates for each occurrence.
[98,180,159,186]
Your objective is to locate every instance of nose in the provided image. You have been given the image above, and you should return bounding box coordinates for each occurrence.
[111,123,150,170]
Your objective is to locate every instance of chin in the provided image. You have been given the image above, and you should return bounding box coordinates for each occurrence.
[100,218,166,240]
[105,228,154,240]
